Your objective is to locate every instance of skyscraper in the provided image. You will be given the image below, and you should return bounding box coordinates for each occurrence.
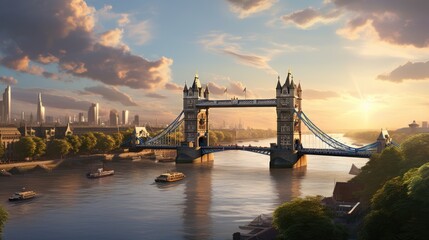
[134,114,139,126]
[78,112,85,123]
[0,85,11,123]
[109,109,119,126]
[88,103,99,125]
[37,93,45,123]
[122,110,129,125]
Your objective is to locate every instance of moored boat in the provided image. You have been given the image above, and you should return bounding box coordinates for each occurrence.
[155,171,185,182]
[1,169,12,176]
[9,189,37,201]
[86,168,115,178]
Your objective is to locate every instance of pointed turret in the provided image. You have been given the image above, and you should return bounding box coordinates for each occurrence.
[297,82,302,92]
[290,77,295,89]
[284,72,291,88]
[276,76,281,89]
[183,83,188,93]
[191,74,201,91]
[204,84,210,99]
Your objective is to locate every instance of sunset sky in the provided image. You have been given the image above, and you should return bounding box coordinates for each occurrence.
[0,0,428,131]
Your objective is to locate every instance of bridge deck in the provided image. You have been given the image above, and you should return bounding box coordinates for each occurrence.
[196,99,276,108]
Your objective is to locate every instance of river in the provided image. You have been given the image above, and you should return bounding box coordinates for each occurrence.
[0,136,368,240]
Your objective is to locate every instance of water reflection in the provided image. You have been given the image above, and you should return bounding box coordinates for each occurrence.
[179,162,213,240]
[270,166,306,205]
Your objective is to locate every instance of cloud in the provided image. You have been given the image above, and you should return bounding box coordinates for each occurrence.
[13,88,93,111]
[281,7,341,29]
[0,0,172,90]
[145,92,167,99]
[226,0,276,18]
[208,80,255,98]
[304,89,340,100]
[98,28,127,48]
[208,82,227,95]
[0,76,18,85]
[377,61,429,82]
[165,82,182,91]
[200,32,277,75]
[332,0,429,48]
[84,85,138,106]
[126,21,151,45]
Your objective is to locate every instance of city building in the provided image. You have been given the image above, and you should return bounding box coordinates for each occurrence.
[134,114,140,126]
[36,93,45,123]
[109,110,119,126]
[0,85,11,123]
[45,116,54,124]
[88,103,99,125]
[422,121,428,128]
[78,112,85,123]
[122,110,129,125]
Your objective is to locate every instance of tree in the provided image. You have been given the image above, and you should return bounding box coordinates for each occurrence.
[13,137,36,160]
[111,132,124,149]
[79,132,97,153]
[95,134,116,152]
[66,135,82,155]
[360,162,429,240]
[400,133,429,169]
[0,205,8,239]
[46,139,71,159]
[273,196,348,240]
[32,137,46,159]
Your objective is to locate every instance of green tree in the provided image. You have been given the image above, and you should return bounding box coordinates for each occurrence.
[360,163,429,240]
[79,132,97,154]
[351,147,404,205]
[32,137,46,159]
[46,139,71,159]
[0,205,8,239]
[400,133,429,169]
[13,137,36,160]
[111,132,124,149]
[273,196,348,240]
[66,135,82,155]
[95,134,116,152]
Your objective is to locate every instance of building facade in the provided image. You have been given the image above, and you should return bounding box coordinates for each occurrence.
[36,93,46,123]
[122,110,129,125]
[87,103,99,125]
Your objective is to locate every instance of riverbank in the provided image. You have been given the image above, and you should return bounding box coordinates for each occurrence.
[0,150,155,174]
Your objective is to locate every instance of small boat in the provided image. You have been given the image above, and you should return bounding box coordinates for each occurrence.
[1,169,12,176]
[155,171,185,182]
[86,167,115,179]
[9,189,37,201]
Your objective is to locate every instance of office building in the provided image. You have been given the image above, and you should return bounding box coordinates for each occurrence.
[0,85,11,123]
[88,103,99,125]
[122,110,129,125]
[110,110,119,126]
[37,93,45,123]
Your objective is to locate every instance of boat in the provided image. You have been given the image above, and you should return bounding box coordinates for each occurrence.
[86,167,114,178]
[155,171,185,182]
[1,169,12,176]
[9,189,37,201]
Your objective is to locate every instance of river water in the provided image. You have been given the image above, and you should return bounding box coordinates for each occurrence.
[0,136,368,240]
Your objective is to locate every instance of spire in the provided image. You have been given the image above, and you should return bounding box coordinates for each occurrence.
[284,72,291,87]
[290,76,295,89]
[191,73,201,90]
[276,76,281,89]
[297,82,302,92]
[204,84,209,93]
[183,82,188,92]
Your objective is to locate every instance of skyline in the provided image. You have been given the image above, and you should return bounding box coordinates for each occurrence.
[0,0,428,130]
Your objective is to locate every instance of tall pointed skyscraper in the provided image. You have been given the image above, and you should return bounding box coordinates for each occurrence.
[37,93,45,123]
[0,85,11,123]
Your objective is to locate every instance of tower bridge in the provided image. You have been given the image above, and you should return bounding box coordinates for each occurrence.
[123,72,394,168]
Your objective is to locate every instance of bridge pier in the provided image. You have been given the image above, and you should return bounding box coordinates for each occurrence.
[269,148,307,168]
[176,146,214,164]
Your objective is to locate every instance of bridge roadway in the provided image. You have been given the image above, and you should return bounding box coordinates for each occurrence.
[195,99,277,108]
[129,145,372,158]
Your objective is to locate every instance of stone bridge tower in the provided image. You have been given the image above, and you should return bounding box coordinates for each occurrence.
[182,74,210,148]
[270,72,305,168]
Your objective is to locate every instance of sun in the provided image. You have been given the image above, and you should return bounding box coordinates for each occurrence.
[360,98,373,114]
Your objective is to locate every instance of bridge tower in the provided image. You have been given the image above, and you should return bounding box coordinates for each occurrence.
[177,74,213,163]
[270,72,306,168]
